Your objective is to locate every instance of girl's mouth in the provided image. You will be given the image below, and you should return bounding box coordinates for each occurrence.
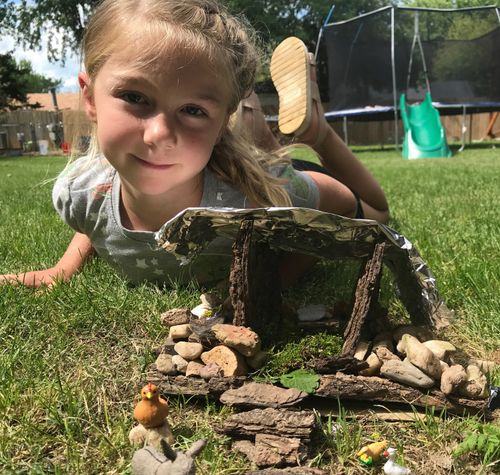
[133,155,174,170]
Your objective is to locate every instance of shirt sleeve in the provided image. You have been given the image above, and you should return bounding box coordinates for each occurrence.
[52,156,112,235]
[276,163,320,209]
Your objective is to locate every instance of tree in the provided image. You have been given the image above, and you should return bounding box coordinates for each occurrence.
[0,53,61,110]
[18,60,62,93]
[1,0,391,62]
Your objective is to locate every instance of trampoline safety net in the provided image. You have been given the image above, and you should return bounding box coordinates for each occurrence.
[319,6,500,112]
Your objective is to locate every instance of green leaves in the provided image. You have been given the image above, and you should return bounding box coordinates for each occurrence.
[453,423,500,467]
[279,369,320,394]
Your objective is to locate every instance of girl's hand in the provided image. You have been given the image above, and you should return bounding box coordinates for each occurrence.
[0,268,66,288]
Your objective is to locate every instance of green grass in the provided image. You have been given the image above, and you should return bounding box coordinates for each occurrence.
[0,149,499,473]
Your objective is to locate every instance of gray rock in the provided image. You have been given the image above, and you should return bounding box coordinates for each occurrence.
[172,354,188,373]
[297,304,330,322]
[397,334,442,380]
[168,324,192,340]
[155,354,177,375]
[380,359,435,389]
[174,341,203,361]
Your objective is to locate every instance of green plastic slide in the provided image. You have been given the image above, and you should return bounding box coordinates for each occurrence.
[400,92,452,159]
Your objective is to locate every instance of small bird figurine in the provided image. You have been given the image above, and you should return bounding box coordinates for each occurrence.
[383,447,411,475]
[133,383,169,429]
[356,440,388,465]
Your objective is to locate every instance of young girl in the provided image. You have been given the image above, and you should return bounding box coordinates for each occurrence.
[0,0,389,288]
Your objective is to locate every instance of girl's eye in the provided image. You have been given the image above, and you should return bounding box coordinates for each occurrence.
[120,92,147,105]
[183,105,206,117]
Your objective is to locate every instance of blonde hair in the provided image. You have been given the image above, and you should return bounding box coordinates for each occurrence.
[78,0,292,207]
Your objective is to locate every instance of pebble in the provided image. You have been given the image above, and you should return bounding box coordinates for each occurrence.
[174,341,204,361]
[297,304,330,322]
[168,324,192,340]
[155,354,177,375]
[172,354,188,373]
[397,333,442,380]
[380,359,435,389]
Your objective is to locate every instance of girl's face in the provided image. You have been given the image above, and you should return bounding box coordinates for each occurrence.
[79,53,232,199]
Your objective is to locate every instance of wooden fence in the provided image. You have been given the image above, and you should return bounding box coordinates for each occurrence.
[1,105,499,152]
[0,109,92,152]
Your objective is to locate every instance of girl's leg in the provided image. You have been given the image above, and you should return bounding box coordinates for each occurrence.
[231,92,281,152]
[271,37,389,223]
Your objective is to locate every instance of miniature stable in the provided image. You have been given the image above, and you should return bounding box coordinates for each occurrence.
[141,207,491,472]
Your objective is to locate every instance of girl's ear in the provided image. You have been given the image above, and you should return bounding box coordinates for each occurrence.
[78,72,97,122]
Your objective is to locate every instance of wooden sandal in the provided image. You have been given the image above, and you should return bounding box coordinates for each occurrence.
[270,37,329,148]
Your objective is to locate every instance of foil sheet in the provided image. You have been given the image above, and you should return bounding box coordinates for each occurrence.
[156,207,452,330]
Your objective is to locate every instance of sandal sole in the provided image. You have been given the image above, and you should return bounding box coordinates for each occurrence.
[270,37,311,136]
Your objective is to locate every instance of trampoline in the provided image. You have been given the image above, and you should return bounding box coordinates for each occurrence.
[315,5,500,148]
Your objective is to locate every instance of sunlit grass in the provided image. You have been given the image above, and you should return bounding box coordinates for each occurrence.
[0,149,498,473]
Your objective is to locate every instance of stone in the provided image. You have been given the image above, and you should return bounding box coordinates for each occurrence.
[154,354,177,375]
[174,341,203,361]
[380,359,435,389]
[128,420,175,449]
[168,324,192,340]
[354,341,371,361]
[397,334,442,380]
[160,308,191,327]
[247,350,268,370]
[440,360,450,372]
[359,352,382,376]
[423,340,457,361]
[199,362,223,379]
[374,346,400,363]
[152,337,177,356]
[201,345,248,377]
[212,324,261,357]
[393,325,435,343]
[458,365,489,399]
[440,364,467,395]
[297,304,331,322]
[172,354,188,373]
[469,358,497,374]
[185,360,205,378]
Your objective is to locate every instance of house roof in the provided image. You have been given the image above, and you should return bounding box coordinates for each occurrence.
[26,92,82,111]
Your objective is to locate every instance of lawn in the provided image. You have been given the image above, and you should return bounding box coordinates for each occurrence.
[0,147,499,474]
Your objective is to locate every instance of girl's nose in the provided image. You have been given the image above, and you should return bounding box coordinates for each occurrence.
[143,113,176,148]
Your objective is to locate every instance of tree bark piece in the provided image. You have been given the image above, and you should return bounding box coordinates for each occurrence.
[220,382,308,408]
[316,373,487,415]
[229,219,282,342]
[233,434,308,468]
[146,368,247,396]
[219,408,316,439]
[247,469,328,475]
[342,242,385,357]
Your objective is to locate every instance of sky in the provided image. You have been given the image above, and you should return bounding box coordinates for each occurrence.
[0,33,81,92]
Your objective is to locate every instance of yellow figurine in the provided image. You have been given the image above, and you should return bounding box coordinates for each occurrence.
[357,440,388,465]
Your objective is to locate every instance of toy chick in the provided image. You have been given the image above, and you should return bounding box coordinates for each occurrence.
[129,383,174,448]
[357,440,388,465]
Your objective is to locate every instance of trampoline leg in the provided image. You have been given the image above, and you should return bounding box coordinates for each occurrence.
[459,105,466,152]
[343,116,349,146]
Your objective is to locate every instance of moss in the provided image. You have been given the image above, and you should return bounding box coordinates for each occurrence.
[259,332,344,378]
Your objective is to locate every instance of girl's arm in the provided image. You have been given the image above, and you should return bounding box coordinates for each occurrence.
[0,232,94,288]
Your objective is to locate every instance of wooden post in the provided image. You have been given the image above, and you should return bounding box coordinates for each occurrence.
[342,242,386,356]
[229,218,282,341]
